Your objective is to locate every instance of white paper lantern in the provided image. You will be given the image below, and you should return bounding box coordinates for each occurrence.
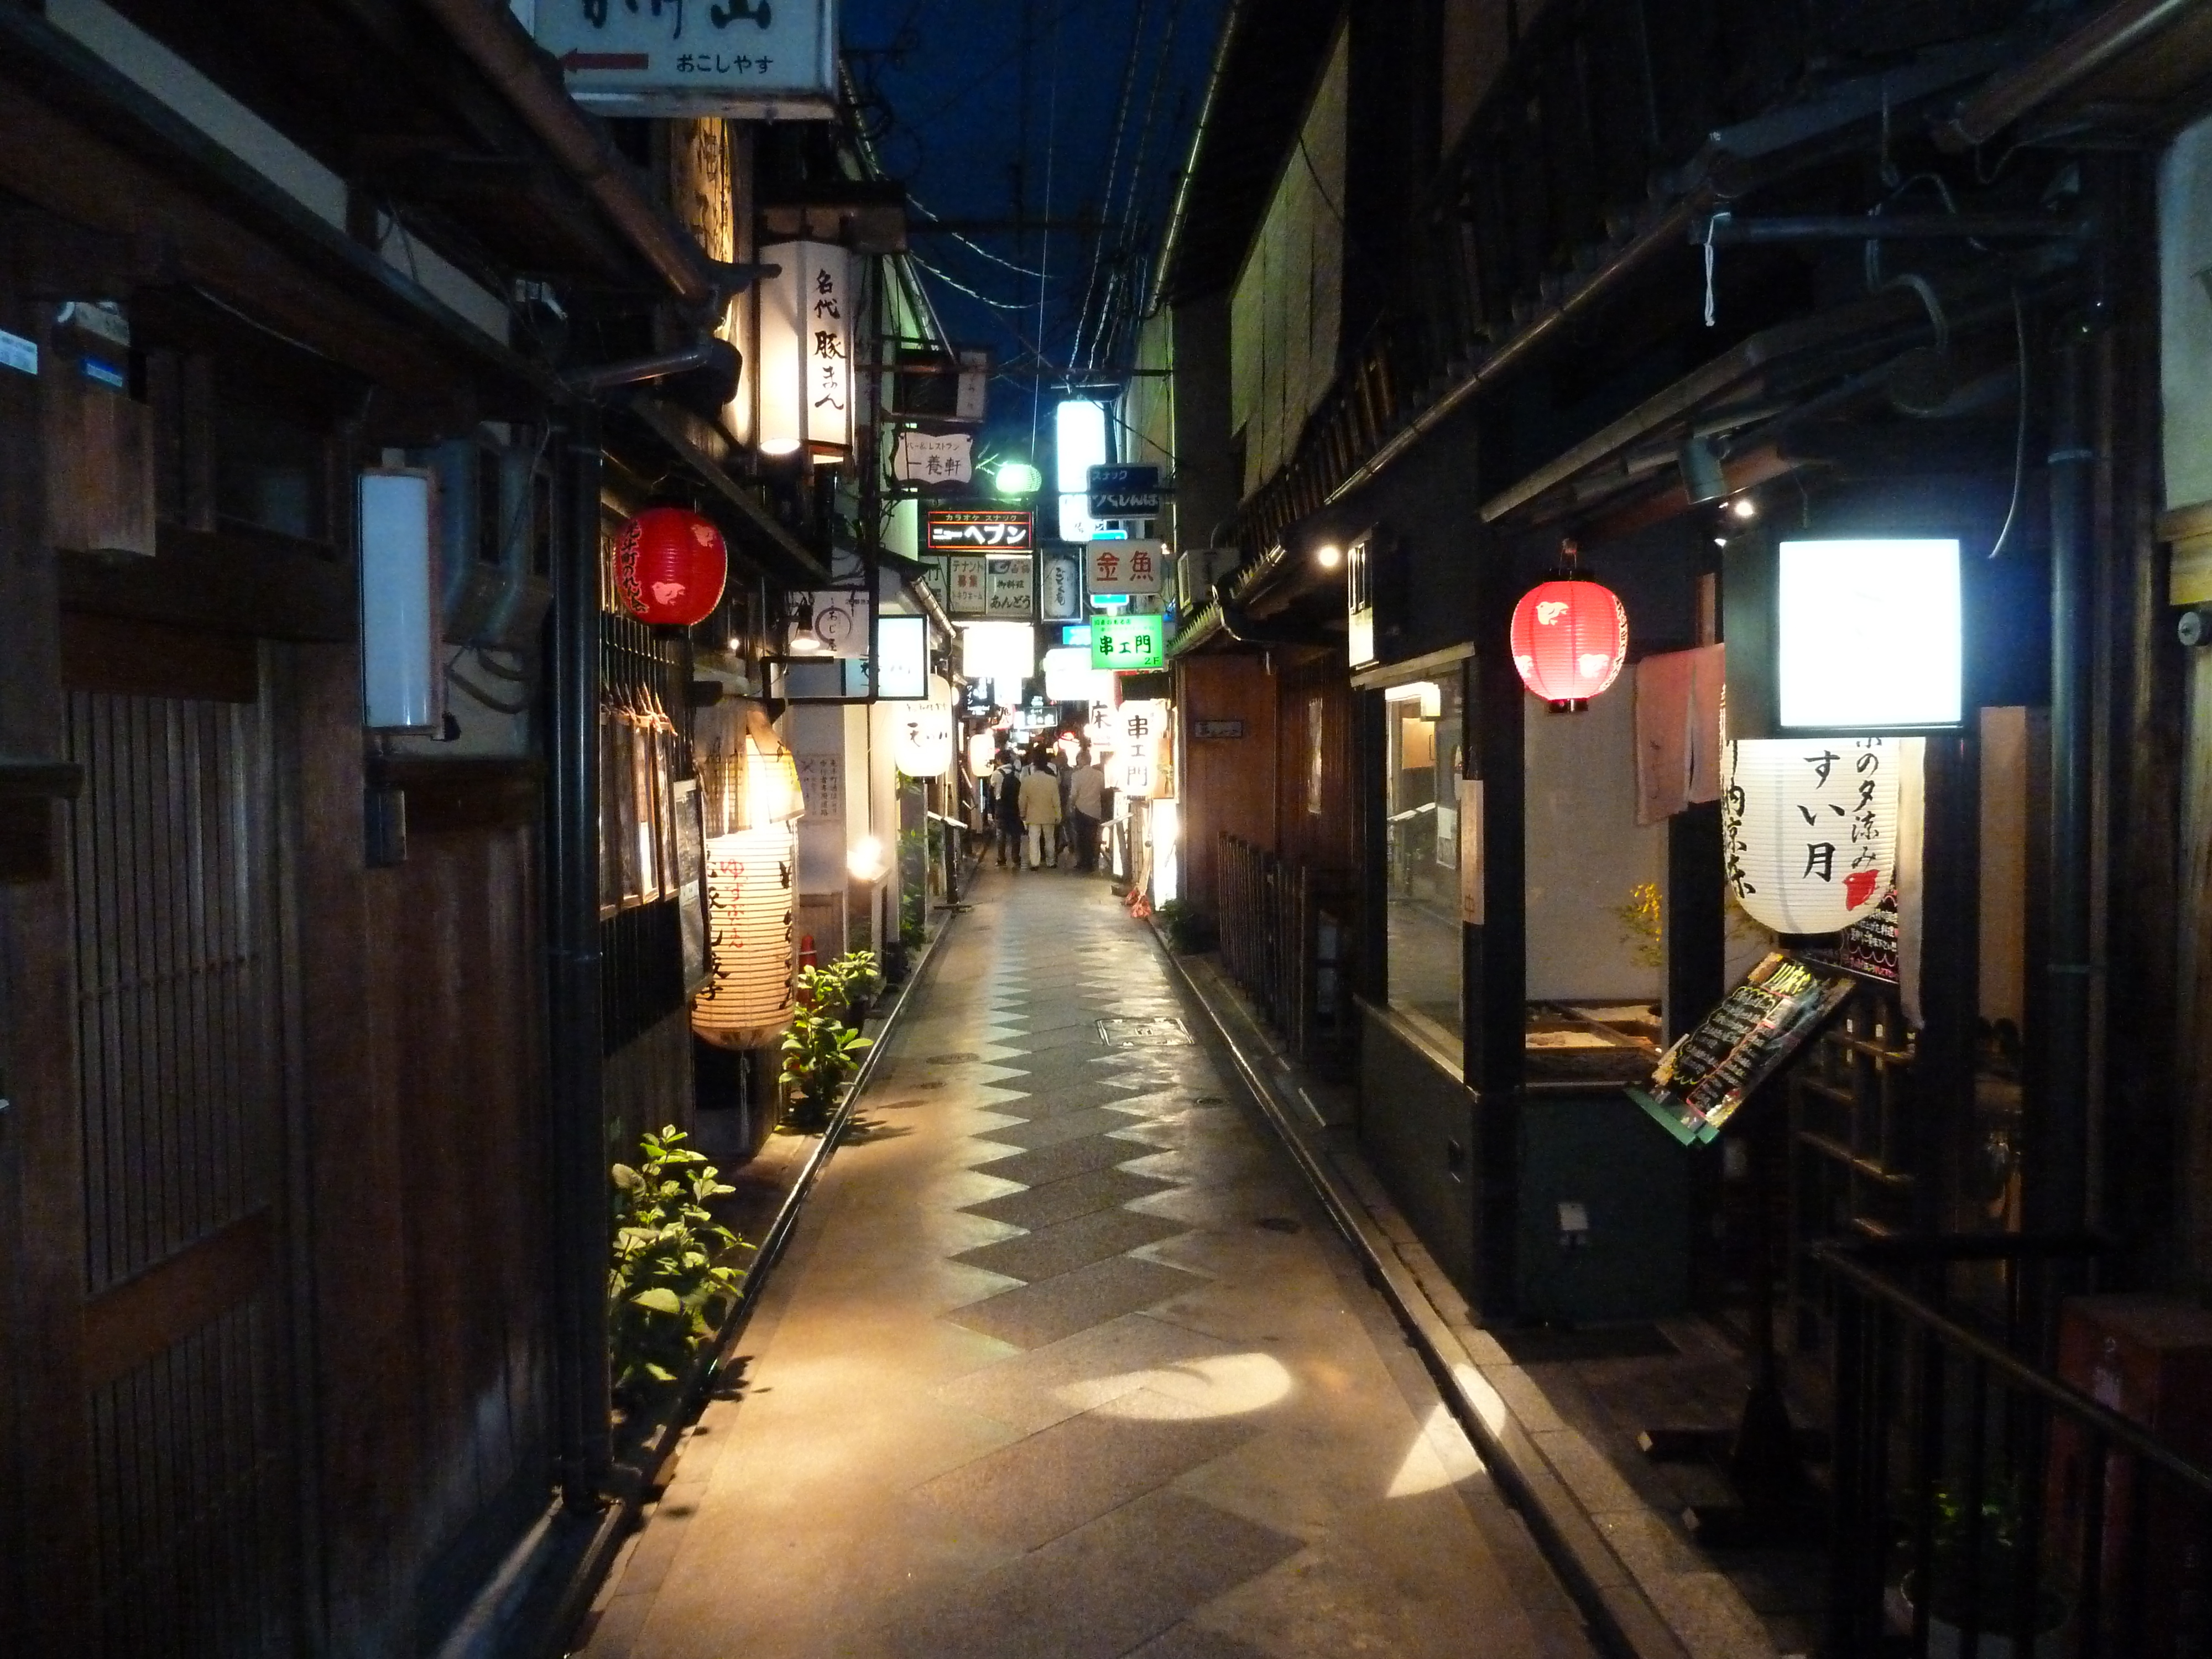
[1722,738,1900,934]
[757,240,853,458]
[692,823,799,1048]
[893,698,954,778]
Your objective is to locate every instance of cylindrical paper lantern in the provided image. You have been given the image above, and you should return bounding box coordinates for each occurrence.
[1722,738,1900,933]
[614,507,727,626]
[1510,576,1628,708]
[692,823,798,1048]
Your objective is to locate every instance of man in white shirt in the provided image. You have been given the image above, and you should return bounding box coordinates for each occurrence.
[1067,747,1107,873]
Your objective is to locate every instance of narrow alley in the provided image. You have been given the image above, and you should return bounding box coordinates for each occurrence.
[579,871,1597,1659]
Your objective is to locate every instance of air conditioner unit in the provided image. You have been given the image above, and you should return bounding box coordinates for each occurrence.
[1177,546,1243,608]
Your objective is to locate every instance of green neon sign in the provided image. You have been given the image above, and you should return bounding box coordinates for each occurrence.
[1089,614,1165,670]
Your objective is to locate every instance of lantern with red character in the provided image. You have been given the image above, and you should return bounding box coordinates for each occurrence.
[1509,542,1627,711]
[614,507,727,627]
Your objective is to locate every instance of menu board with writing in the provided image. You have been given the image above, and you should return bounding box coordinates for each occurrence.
[1628,952,1856,1145]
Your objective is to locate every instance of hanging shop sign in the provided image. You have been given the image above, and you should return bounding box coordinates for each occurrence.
[984,554,1035,618]
[1085,539,1165,600]
[1115,701,1165,797]
[892,697,954,777]
[893,430,973,485]
[959,621,1036,685]
[1722,738,1900,934]
[1510,568,1627,711]
[1090,613,1165,671]
[1040,551,1083,621]
[926,508,1032,550]
[1087,463,1165,517]
[1776,537,1962,731]
[758,240,852,457]
[534,0,837,118]
[945,554,987,615]
[786,587,871,656]
[612,506,728,627]
[1630,952,1858,1144]
[875,613,928,700]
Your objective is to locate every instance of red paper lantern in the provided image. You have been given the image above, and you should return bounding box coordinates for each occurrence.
[1509,573,1627,709]
[614,507,727,626]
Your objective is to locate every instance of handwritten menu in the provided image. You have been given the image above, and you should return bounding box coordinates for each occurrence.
[1628,952,1856,1145]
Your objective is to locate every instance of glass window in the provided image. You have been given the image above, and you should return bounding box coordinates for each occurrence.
[1383,675,1464,1051]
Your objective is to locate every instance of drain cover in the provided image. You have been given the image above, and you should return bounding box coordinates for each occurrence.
[927,1052,980,1065]
[1256,1217,1302,1234]
[1096,1016,1193,1048]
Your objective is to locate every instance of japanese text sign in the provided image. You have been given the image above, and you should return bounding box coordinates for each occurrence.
[984,555,1035,618]
[1086,538,1165,599]
[1090,614,1165,670]
[926,509,1032,551]
[535,0,838,117]
[1040,552,1082,621]
[945,555,987,616]
[894,431,973,485]
[1722,738,1900,935]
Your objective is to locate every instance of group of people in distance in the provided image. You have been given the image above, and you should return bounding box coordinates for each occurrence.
[984,740,1108,873]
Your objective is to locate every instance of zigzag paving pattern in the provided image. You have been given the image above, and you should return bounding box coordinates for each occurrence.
[581,870,1597,1659]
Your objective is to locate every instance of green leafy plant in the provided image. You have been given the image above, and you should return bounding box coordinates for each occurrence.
[780,979,872,1131]
[1613,881,1665,969]
[825,950,881,1021]
[1153,898,1215,954]
[608,1125,748,1401]
[1903,1477,2065,1632]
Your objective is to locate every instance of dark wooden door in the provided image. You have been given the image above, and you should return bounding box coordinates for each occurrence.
[62,654,306,1657]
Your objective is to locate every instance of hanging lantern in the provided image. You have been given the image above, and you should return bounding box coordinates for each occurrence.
[692,822,799,1048]
[614,507,727,626]
[757,240,854,459]
[1510,544,1627,711]
[893,695,954,778]
[1722,738,1900,934]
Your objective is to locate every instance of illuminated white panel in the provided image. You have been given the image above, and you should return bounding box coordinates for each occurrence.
[959,622,1036,685]
[1776,538,1961,730]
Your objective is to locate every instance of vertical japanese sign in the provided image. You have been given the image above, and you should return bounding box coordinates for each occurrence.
[758,241,851,455]
[1040,551,1082,622]
[1117,701,1163,797]
[534,0,838,117]
[945,555,988,617]
[984,554,1036,618]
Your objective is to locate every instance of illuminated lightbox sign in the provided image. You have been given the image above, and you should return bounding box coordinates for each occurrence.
[1090,614,1165,671]
[1776,538,1961,731]
[875,614,928,700]
[926,509,1031,551]
[535,0,838,117]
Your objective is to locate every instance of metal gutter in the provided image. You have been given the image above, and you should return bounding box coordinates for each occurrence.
[1939,0,2203,150]
[1148,0,1246,316]
[419,0,721,310]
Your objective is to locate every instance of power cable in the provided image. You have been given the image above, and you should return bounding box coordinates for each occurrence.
[1031,1,1065,453]
[1069,0,1151,375]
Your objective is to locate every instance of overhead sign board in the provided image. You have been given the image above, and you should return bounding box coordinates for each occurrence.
[893,431,972,485]
[984,554,1035,618]
[875,614,928,700]
[1087,463,1166,518]
[926,508,1032,551]
[1084,539,1165,599]
[1087,465,1161,492]
[945,554,987,615]
[1040,551,1082,622]
[533,0,838,118]
[1090,614,1166,671]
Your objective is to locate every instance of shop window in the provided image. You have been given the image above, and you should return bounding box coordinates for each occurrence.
[1383,675,1464,1049]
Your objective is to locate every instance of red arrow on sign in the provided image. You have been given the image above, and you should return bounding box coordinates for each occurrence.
[561,50,649,70]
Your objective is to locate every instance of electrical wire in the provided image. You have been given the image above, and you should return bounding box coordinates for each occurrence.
[1068,0,1151,375]
[1032,1,1065,453]
[1988,287,2030,560]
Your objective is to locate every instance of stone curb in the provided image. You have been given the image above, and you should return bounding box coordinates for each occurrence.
[1149,935,1781,1659]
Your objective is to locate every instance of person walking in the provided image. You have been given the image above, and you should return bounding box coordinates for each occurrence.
[989,747,1024,869]
[1016,753,1063,871]
[1067,745,1106,873]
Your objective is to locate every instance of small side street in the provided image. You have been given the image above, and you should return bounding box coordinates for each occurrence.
[578,869,1597,1659]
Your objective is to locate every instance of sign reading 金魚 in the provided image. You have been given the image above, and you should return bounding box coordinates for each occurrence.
[1090,614,1165,670]
[534,0,837,118]
[926,508,1032,551]
[1085,538,1165,599]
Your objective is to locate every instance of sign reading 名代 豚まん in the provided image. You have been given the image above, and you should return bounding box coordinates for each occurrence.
[1089,614,1165,670]
[926,508,1032,551]
[533,0,837,117]
[1085,539,1165,599]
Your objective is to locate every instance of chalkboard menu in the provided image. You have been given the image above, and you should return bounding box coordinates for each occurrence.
[1629,953,1857,1145]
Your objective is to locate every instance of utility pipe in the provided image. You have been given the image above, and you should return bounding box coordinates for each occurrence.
[1939,0,2200,152]
[420,0,718,309]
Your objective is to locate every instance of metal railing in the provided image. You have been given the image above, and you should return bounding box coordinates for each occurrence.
[1217,833,1349,1062]
[1819,1234,2212,1658]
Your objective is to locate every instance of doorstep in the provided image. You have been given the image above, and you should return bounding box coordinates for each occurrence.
[1152,941,1794,1659]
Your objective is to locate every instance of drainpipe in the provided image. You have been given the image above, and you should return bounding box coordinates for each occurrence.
[420,0,719,310]
[2039,321,2096,1239]
[547,407,611,1504]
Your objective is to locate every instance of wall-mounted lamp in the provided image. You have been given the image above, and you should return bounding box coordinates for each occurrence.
[1314,543,1344,570]
[1730,497,1758,520]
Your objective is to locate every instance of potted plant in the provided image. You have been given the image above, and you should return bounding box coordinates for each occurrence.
[779,975,872,1131]
[1896,1480,2068,1659]
[828,949,881,1025]
[607,1125,748,1406]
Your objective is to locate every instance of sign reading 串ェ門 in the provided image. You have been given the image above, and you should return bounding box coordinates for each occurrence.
[1090,614,1165,670]
[534,0,838,117]
[1627,952,1856,1145]
[926,508,1032,551]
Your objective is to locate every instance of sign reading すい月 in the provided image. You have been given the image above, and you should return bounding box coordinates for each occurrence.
[1084,538,1165,599]
[1089,614,1165,670]
[534,0,837,116]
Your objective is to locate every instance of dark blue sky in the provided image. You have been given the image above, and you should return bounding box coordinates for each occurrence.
[842,0,1226,466]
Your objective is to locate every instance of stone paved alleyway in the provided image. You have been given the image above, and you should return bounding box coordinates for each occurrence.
[578,869,1598,1659]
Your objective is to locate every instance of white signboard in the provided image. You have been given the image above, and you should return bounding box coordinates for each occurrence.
[893,431,973,485]
[946,555,987,616]
[1114,700,1165,799]
[892,698,954,778]
[1040,551,1082,622]
[533,0,838,118]
[794,587,870,657]
[1085,538,1165,599]
[959,622,1035,685]
[984,554,1035,618]
[875,614,928,700]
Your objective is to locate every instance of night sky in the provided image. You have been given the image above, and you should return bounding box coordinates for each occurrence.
[841,0,1227,472]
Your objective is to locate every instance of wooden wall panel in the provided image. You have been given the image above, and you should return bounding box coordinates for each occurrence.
[1176,654,1280,917]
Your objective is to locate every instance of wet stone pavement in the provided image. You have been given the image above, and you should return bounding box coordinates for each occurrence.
[579,868,1598,1659]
